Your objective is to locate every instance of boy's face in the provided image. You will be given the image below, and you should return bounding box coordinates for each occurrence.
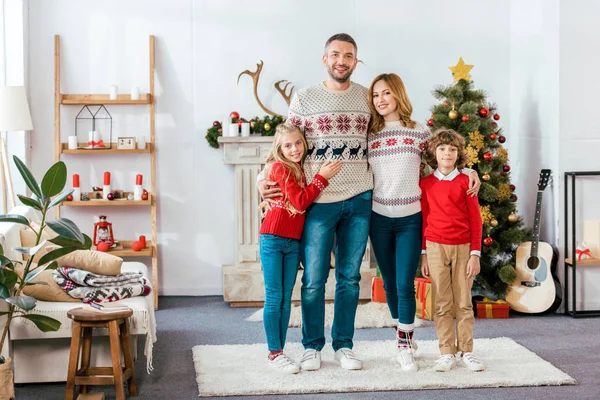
[435,144,458,170]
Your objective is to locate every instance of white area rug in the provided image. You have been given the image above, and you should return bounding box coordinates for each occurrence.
[245,302,425,328]
[192,337,575,397]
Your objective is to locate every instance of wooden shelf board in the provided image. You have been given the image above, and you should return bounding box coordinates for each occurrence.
[99,240,154,257]
[565,258,600,265]
[61,143,152,154]
[60,195,152,207]
[60,93,152,105]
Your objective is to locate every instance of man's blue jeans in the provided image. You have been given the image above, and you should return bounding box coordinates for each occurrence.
[260,234,300,351]
[300,191,372,352]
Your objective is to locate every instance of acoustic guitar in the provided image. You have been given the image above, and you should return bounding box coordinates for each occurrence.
[506,169,562,314]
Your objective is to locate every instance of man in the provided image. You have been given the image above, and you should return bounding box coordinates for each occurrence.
[259,33,372,371]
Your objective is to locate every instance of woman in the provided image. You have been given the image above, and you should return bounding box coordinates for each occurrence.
[367,73,480,372]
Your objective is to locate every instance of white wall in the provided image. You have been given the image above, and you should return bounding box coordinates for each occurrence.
[26,0,587,304]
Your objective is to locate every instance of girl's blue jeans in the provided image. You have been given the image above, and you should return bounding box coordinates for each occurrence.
[259,234,300,351]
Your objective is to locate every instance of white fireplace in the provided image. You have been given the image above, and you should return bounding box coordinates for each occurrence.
[218,135,375,305]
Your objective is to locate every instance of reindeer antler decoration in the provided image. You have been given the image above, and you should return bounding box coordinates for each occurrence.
[237,60,294,118]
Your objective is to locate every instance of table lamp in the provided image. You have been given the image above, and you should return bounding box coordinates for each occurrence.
[0,86,33,213]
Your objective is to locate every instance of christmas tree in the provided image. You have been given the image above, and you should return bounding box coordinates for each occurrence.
[427,58,529,299]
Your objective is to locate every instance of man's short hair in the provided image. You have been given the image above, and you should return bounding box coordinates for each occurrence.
[324,33,357,55]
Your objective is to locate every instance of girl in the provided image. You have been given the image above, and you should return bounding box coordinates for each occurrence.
[259,123,342,374]
[367,73,480,372]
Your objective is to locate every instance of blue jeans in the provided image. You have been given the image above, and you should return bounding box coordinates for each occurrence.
[260,234,300,352]
[369,211,422,325]
[300,191,372,352]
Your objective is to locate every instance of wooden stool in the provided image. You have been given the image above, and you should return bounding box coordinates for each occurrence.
[65,307,138,400]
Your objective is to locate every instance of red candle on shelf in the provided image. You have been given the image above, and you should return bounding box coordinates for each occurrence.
[72,174,81,202]
[139,235,146,248]
[134,174,143,200]
[73,174,80,188]
[136,174,143,185]
[104,172,111,185]
[103,172,111,200]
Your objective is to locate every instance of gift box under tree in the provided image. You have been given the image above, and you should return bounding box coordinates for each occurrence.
[476,298,510,318]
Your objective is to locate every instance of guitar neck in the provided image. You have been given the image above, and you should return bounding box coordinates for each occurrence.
[531,190,543,256]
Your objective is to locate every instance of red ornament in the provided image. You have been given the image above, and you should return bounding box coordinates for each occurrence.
[498,136,506,143]
[67,194,74,201]
[503,164,511,172]
[483,236,493,247]
[492,122,498,127]
[510,194,518,202]
[479,107,490,117]
[489,133,497,140]
[107,193,114,201]
[483,151,493,162]
[141,193,149,201]
[427,118,434,126]
[509,184,516,191]
[97,242,111,252]
[131,241,143,252]
[230,111,240,120]
[237,119,244,127]
[462,115,469,122]
[493,114,500,120]
[212,121,219,127]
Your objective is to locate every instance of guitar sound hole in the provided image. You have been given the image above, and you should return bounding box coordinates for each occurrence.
[527,256,540,270]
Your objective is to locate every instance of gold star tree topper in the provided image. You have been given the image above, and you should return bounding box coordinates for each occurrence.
[449,57,473,82]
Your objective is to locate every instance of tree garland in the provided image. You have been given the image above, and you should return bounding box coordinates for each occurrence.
[205,115,286,149]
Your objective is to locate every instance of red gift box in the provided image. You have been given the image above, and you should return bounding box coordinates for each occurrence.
[476,298,509,318]
[371,276,387,303]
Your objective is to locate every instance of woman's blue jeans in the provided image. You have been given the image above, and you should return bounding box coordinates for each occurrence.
[300,191,372,352]
[369,211,422,325]
[260,234,300,351]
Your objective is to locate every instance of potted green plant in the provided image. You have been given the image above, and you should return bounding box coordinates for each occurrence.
[0,157,90,397]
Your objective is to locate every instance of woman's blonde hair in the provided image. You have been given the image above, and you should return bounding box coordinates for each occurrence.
[424,128,467,170]
[260,123,308,216]
[368,73,416,135]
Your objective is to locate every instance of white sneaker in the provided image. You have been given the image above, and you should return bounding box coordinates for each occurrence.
[269,353,300,374]
[397,348,418,372]
[434,354,456,372]
[334,348,363,370]
[300,349,321,371]
[461,352,485,371]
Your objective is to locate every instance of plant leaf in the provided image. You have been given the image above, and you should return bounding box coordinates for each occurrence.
[0,243,3,256]
[13,156,43,200]
[0,283,10,299]
[49,189,74,208]
[0,214,30,226]
[13,240,47,256]
[47,218,84,243]
[17,194,43,211]
[19,314,61,332]
[0,255,14,269]
[41,161,67,198]
[45,261,59,271]
[0,268,19,290]
[25,280,48,286]
[6,294,37,311]
[38,247,78,266]
[49,235,89,249]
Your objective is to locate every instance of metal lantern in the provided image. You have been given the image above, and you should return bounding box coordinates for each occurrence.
[75,105,112,149]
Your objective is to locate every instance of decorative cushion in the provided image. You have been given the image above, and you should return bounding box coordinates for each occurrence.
[55,249,123,276]
[15,266,80,303]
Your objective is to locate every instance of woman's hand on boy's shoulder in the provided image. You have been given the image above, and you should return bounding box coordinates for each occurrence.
[257,180,282,200]
[466,171,481,197]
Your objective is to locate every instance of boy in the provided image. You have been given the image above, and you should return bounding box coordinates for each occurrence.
[420,128,485,372]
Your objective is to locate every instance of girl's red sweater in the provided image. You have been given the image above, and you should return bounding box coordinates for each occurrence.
[259,162,328,240]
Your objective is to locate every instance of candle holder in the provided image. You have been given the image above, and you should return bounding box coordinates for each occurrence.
[75,105,113,149]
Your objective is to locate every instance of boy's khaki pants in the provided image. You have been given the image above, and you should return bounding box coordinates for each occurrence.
[426,241,474,354]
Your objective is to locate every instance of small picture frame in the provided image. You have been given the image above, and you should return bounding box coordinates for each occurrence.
[117,136,136,150]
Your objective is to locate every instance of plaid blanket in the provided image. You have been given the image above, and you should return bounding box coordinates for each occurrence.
[52,267,152,303]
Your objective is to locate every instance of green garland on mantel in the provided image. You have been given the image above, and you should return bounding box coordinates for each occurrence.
[205,115,286,149]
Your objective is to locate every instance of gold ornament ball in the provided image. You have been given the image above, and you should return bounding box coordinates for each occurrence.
[508,213,518,223]
[448,110,459,120]
[264,123,271,131]
[482,173,490,181]
[490,219,498,227]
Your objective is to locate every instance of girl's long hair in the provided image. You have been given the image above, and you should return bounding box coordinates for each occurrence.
[368,73,416,135]
[261,123,308,216]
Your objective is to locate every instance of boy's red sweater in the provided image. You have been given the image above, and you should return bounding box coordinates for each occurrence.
[259,162,328,240]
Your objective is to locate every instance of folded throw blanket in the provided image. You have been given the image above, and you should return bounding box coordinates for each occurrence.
[52,267,152,303]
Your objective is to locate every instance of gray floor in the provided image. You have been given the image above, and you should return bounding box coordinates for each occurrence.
[15,296,600,399]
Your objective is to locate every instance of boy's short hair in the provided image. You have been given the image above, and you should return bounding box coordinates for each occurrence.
[425,128,467,170]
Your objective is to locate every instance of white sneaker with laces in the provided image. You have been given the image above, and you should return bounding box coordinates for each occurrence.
[397,348,418,372]
[334,348,363,370]
[300,349,321,371]
[269,353,300,374]
[462,352,485,371]
[434,354,456,372]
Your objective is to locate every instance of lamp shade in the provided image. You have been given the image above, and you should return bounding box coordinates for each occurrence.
[0,86,33,131]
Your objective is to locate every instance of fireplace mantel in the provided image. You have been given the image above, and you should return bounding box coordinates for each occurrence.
[218,135,374,305]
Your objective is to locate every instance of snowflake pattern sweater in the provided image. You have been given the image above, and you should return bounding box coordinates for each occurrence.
[259,162,329,240]
[288,82,373,203]
[367,121,432,218]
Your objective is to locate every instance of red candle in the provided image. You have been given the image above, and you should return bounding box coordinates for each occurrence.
[73,174,80,188]
[136,174,143,185]
[104,172,111,185]
[139,235,146,248]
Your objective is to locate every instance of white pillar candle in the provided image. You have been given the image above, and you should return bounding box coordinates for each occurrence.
[137,135,147,149]
[241,123,250,137]
[130,86,140,100]
[109,85,118,100]
[229,123,239,137]
[68,136,78,150]
[89,130,100,147]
